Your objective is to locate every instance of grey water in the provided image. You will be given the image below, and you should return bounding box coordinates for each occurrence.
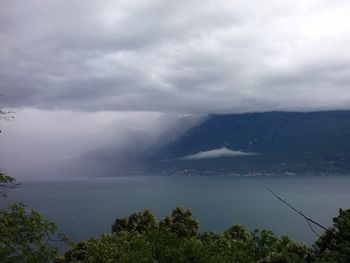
[3,175,350,246]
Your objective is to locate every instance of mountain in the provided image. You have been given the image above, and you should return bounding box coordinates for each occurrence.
[144,111,350,175]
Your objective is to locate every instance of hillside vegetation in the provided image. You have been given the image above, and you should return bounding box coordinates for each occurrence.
[58,207,350,263]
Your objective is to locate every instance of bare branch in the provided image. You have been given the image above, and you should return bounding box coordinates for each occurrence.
[305,218,320,238]
[0,106,15,121]
[267,187,344,243]
[0,95,15,132]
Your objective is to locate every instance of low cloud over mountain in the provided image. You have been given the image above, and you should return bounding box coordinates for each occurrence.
[180,147,257,160]
[146,111,350,175]
[2,1,350,179]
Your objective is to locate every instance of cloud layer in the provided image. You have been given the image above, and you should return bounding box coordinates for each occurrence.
[0,109,165,178]
[180,147,256,160]
[1,0,350,114]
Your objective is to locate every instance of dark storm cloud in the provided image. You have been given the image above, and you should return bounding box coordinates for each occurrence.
[1,0,350,113]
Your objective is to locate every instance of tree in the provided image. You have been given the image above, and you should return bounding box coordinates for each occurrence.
[0,103,71,262]
[61,207,311,263]
[159,207,199,238]
[314,208,350,262]
[0,203,70,263]
[112,209,157,234]
[224,224,251,241]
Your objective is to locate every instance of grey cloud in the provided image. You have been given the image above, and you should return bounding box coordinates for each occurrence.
[0,108,192,179]
[1,0,350,114]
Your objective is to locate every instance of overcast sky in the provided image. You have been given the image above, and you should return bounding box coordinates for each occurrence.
[1,0,350,178]
[2,0,350,113]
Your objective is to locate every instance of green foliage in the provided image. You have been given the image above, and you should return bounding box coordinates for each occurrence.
[0,171,16,185]
[0,203,71,263]
[61,206,350,262]
[61,207,311,263]
[0,171,16,198]
[314,208,350,262]
[223,224,251,241]
[112,209,157,234]
[159,207,199,238]
[0,175,348,263]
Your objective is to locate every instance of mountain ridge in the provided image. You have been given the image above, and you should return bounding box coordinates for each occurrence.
[144,110,350,175]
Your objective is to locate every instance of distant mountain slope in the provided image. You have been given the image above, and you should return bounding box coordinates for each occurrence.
[147,111,350,174]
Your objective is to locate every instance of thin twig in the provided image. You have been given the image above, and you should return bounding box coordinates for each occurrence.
[305,218,320,238]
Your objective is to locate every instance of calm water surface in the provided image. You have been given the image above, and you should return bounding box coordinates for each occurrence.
[4,175,350,245]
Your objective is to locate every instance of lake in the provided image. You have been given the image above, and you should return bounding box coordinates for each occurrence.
[3,175,350,246]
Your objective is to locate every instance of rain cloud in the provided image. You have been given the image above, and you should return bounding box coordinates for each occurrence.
[1,0,350,114]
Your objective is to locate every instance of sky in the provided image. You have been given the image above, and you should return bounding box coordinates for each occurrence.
[1,0,350,178]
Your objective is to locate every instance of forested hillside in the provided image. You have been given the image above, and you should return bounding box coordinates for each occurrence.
[147,111,350,174]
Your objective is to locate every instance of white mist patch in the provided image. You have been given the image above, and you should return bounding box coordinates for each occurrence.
[180,147,257,160]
